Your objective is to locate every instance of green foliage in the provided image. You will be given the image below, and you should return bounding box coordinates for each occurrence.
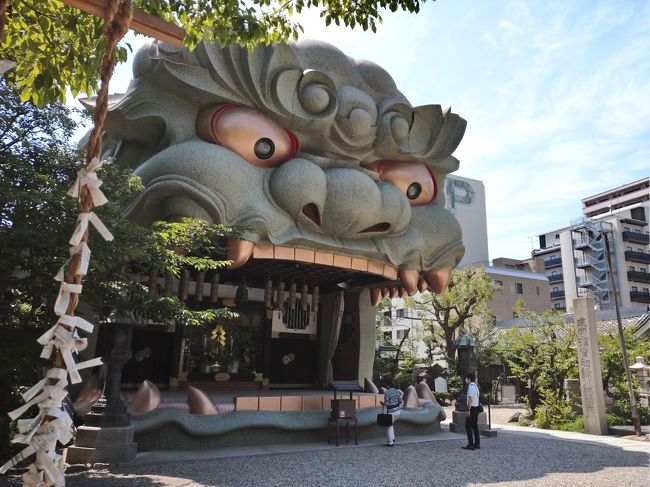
[407,266,499,366]
[445,372,463,399]
[1,0,435,105]
[0,80,240,453]
[518,418,532,427]
[0,327,43,459]
[0,78,82,330]
[598,330,650,425]
[495,307,577,411]
[534,388,577,430]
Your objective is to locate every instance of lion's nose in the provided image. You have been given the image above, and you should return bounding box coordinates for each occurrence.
[270,160,410,238]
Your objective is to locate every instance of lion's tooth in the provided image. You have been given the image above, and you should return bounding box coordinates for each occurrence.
[417,276,429,293]
[227,239,255,269]
[399,287,408,298]
[370,288,382,307]
[423,267,453,294]
[382,288,390,299]
[399,269,419,295]
[390,288,399,298]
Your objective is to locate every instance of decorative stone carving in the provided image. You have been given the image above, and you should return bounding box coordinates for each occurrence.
[364,377,379,394]
[94,39,467,290]
[187,386,218,415]
[130,380,161,414]
[403,385,420,409]
[416,380,438,405]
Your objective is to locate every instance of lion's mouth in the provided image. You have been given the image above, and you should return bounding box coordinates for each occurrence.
[126,175,462,300]
[223,238,459,302]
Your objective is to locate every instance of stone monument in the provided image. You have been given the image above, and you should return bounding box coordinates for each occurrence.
[573,297,607,435]
[449,329,487,433]
[67,323,138,464]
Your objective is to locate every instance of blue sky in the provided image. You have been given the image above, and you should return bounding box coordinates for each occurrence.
[78,0,650,261]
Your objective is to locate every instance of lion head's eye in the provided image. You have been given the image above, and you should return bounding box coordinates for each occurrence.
[365,160,437,206]
[196,104,299,167]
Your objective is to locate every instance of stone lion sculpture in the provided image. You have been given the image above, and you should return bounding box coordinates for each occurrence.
[96,39,467,295]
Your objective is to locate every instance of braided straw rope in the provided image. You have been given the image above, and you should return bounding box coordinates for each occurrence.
[62,0,133,319]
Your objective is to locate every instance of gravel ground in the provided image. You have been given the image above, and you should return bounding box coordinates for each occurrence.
[2,430,648,487]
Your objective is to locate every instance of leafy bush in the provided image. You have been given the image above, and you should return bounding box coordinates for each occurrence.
[446,373,463,399]
[534,389,576,430]
[607,413,628,426]
[518,419,532,426]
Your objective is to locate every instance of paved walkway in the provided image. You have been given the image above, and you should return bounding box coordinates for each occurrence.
[2,417,648,487]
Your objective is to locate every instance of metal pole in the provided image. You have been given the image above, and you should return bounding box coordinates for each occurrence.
[603,232,642,436]
[488,392,492,430]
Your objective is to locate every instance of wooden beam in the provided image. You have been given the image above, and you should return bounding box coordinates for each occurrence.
[61,0,185,46]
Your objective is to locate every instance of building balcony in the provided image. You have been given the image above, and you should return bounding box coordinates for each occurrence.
[622,231,650,245]
[628,271,650,284]
[544,257,562,268]
[625,251,650,264]
[550,290,565,299]
[630,291,650,304]
[548,274,563,283]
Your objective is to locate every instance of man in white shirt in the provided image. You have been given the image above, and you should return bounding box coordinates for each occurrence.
[462,372,480,450]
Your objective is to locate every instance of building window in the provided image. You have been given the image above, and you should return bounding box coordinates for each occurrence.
[396,329,408,340]
[515,283,523,294]
[626,246,633,251]
[555,234,560,239]
[631,286,638,292]
[643,288,649,294]
[383,331,391,341]
[396,308,405,318]
[536,286,540,296]
[624,227,630,232]
[553,287,559,292]
[551,270,558,275]
[641,268,647,273]
[494,279,503,286]
[554,303,561,309]
[629,266,635,272]
[634,228,641,233]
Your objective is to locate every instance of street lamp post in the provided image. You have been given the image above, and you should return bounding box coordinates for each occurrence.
[603,232,642,436]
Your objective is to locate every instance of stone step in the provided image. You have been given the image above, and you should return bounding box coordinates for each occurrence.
[73,425,134,448]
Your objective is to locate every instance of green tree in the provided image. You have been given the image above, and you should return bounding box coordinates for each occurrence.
[495,304,577,412]
[1,0,434,105]
[408,265,499,367]
[0,79,238,455]
[599,329,650,425]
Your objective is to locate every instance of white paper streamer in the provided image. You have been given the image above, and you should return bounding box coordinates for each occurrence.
[52,280,83,317]
[67,157,109,207]
[4,156,113,486]
[69,212,113,247]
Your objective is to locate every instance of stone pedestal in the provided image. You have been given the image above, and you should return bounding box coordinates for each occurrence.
[573,298,607,435]
[449,410,488,433]
[67,323,137,464]
[66,425,137,464]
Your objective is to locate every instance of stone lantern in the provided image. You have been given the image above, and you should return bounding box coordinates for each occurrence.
[629,356,650,407]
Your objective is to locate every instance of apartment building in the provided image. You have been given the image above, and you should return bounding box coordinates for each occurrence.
[488,258,551,321]
[532,177,650,313]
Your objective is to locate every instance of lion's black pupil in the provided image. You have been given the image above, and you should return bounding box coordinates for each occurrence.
[254,138,275,160]
[407,182,422,200]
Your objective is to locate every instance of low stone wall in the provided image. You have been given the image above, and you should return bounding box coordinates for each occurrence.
[131,403,445,451]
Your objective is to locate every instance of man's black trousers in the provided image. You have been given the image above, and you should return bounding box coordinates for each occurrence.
[465,406,480,446]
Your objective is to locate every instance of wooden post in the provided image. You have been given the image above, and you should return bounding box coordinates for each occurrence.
[60,0,185,45]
